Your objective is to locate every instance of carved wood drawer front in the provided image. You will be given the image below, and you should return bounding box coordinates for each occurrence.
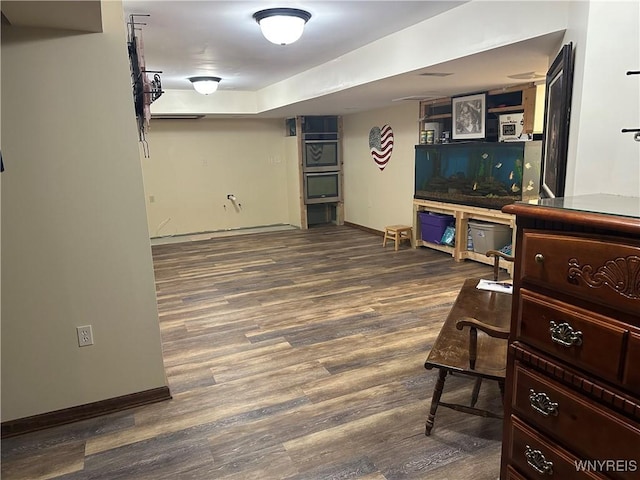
[623,332,640,396]
[505,465,530,480]
[517,289,627,382]
[512,362,640,472]
[509,416,606,480]
[520,232,640,316]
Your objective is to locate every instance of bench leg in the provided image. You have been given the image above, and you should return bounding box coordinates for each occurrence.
[383,230,389,247]
[425,369,448,436]
[471,378,482,407]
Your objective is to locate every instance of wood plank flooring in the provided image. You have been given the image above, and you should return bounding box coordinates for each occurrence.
[1,225,504,480]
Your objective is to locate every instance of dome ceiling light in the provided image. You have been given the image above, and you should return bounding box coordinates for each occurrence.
[188,76,221,95]
[253,8,311,46]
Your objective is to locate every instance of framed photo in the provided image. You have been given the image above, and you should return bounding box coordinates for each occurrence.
[540,42,573,198]
[452,93,486,140]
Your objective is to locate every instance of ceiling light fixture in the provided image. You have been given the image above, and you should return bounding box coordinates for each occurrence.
[253,8,311,46]
[507,72,545,80]
[188,76,221,95]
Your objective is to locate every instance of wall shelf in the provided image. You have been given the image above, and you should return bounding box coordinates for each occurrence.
[422,113,452,120]
[487,105,524,114]
[418,83,537,142]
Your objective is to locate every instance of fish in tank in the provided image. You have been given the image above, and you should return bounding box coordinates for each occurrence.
[414,141,541,209]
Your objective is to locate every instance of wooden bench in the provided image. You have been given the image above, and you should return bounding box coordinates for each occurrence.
[424,251,514,435]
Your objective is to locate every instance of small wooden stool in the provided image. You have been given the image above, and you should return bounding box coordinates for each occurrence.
[383,225,413,251]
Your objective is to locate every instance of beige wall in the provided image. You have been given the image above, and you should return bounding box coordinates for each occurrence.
[342,102,419,231]
[284,135,303,228]
[142,118,290,236]
[142,102,423,236]
[1,1,167,421]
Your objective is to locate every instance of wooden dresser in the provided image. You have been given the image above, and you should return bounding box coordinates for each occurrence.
[500,195,640,480]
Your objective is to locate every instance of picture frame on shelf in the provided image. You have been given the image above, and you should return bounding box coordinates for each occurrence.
[540,42,573,198]
[452,93,486,140]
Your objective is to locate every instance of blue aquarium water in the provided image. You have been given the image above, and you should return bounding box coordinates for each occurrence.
[414,141,541,209]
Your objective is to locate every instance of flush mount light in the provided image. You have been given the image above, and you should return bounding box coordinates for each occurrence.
[507,71,545,80]
[253,8,311,45]
[188,76,221,95]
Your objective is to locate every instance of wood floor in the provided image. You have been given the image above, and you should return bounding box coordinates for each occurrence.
[2,225,505,480]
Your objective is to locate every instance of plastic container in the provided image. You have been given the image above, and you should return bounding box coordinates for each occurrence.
[419,212,454,244]
[468,220,512,254]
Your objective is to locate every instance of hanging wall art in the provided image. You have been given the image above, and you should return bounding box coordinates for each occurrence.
[369,124,394,170]
[540,42,574,198]
[127,14,164,158]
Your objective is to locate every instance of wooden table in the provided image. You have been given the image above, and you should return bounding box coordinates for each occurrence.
[424,277,512,435]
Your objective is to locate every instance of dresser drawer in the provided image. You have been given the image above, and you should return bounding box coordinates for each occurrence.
[509,415,605,479]
[517,289,626,382]
[623,332,640,396]
[505,465,528,480]
[512,362,640,478]
[520,231,640,316]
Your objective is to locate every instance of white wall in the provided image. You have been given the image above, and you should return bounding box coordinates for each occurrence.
[1,1,167,421]
[142,118,290,237]
[564,1,640,197]
[342,102,418,231]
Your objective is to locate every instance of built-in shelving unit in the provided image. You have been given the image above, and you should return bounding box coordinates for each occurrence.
[413,199,516,275]
[419,82,537,142]
[296,116,344,228]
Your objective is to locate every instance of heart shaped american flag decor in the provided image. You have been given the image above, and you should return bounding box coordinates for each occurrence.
[369,124,394,170]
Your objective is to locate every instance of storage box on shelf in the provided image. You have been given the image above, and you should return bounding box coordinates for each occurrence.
[418,211,454,245]
[468,220,512,254]
[413,199,516,274]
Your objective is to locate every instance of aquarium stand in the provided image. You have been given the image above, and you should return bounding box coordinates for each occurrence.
[413,199,516,275]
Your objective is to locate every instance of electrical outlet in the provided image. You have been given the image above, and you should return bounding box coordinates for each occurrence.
[76,325,94,347]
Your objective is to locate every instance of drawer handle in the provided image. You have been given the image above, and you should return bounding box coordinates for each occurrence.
[529,389,559,417]
[549,321,583,347]
[525,445,554,475]
[534,253,545,264]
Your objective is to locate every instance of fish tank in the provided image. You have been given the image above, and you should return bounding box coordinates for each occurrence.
[414,141,542,209]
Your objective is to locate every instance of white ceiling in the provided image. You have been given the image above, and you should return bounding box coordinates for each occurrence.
[2,1,565,118]
[120,0,563,117]
[122,1,467,92]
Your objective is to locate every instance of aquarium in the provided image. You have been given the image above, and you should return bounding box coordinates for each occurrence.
[414,141,541,209]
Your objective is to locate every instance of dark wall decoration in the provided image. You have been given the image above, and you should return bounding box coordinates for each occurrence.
[540,42,574,198]
[127,14,164,157]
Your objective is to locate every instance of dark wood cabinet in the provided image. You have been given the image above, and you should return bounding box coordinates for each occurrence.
[501,195,640,480]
